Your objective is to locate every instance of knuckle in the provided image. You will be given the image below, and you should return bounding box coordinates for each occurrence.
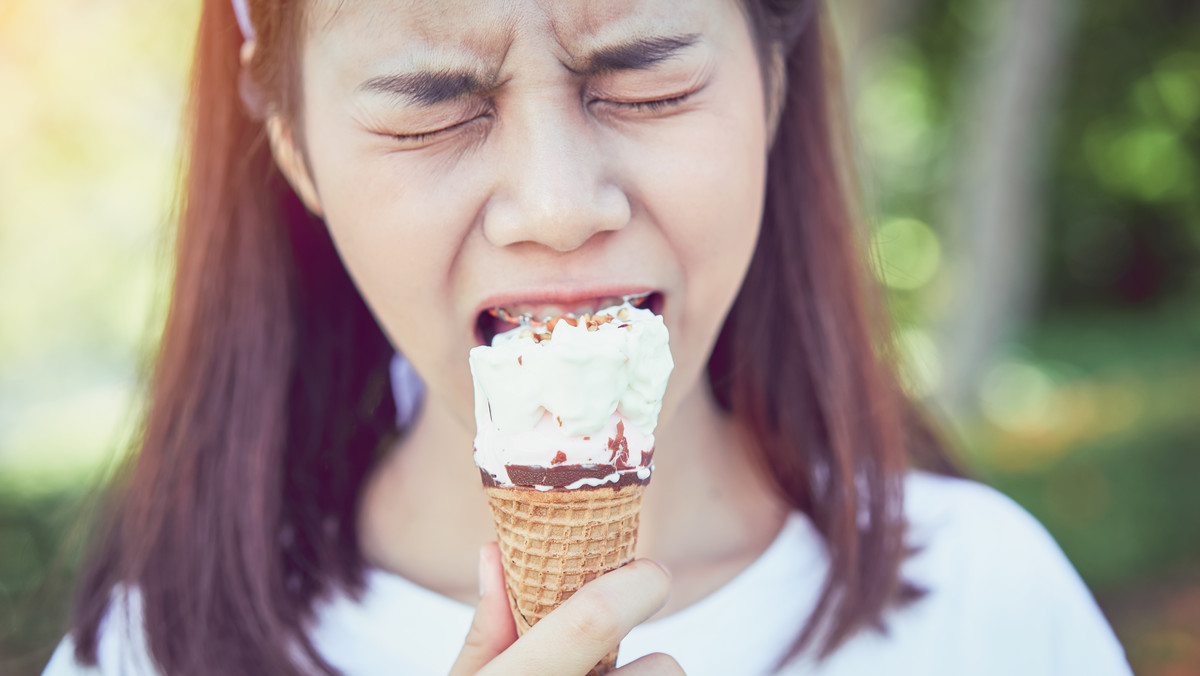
[562,586,624,647]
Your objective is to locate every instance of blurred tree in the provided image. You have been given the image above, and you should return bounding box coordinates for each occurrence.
[936,0,1080,415]
[840,3,1200,672]
[838,0,928,85]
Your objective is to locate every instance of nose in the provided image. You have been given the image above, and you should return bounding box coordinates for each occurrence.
[482,100,630,252]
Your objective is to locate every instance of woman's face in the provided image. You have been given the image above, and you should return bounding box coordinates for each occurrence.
[294,0,771,429]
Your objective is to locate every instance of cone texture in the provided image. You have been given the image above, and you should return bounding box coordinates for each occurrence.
[485,484,645,675]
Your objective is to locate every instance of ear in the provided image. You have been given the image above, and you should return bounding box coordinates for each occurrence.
[266,115,324,217]
[240,40,324,216]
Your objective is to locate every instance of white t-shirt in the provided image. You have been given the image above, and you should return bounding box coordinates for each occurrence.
[43,472,1132,675]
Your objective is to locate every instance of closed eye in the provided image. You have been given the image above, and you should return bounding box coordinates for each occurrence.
[387,113,492,147]
[592,88,700,118]
[611,92,693,112]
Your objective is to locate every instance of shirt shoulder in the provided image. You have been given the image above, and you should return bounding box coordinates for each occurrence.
[903,471,1069,580]
[901,471,1111,610]
[784,472,1133,675]
[882,472,1130,674]
[42,588,160,676]
[308,570,474,675]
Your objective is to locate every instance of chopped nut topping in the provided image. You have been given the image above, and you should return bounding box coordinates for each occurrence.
[518,308,635,342]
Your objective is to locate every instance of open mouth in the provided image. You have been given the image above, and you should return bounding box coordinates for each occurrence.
[475,291,664,346]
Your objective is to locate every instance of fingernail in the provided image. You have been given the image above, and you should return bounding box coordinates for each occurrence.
[478,546,489,598]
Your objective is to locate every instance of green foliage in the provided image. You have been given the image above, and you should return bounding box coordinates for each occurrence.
[968,303,1200,587]
[857,2,1200,671]
[0,487,86,675]
[1043,4,1200,310]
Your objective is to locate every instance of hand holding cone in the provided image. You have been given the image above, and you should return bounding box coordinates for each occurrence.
[469,302,672,675]
[486,485,646,674]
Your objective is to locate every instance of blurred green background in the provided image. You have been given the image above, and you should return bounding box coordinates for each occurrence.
[1,0,1197,673]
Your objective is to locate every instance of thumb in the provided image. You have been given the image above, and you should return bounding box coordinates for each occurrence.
[448,542,518,675]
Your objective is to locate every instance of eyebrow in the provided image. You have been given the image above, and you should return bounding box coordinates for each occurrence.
[356,33,702,107]
[358,70,491,106]
[570,33,702,75]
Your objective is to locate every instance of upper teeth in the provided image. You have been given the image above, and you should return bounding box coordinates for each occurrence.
[493,293,649,327]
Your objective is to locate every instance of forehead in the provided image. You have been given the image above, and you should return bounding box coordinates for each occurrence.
[305,0,720,54]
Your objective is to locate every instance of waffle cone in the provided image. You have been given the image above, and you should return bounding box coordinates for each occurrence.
[485,483,646,676]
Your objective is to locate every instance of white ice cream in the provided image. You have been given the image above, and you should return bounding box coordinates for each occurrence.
[469,303,673,488]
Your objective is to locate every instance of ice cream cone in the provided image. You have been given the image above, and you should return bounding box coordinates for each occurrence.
[470,302,671,675]
[485,483,646,676]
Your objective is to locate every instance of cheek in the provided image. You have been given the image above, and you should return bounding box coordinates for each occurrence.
[618,85,768,405]
[301,108,488,355]
[628,107,767,319]
[671,125,765,278]
[611,119,764,419]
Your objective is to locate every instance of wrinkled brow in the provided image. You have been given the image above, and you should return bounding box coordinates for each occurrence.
[355,32,702,107]
[569,33,701,75]
[358,71,492,106]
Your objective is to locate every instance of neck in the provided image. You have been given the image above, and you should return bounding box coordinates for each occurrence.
[358,382,788,611]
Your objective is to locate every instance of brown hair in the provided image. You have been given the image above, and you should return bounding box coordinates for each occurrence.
[716,1,961,661]
[70,1,957,673]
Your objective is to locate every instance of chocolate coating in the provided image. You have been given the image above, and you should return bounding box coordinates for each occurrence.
[479,464,651,490]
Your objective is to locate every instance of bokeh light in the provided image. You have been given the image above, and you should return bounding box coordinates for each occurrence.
[0,0,197,494]
[894,325,942,398]
[870,216,942,291]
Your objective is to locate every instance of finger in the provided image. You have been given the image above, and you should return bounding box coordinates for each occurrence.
[448,543,519,676]
[614,653,686,675]
[480,558,671,676]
